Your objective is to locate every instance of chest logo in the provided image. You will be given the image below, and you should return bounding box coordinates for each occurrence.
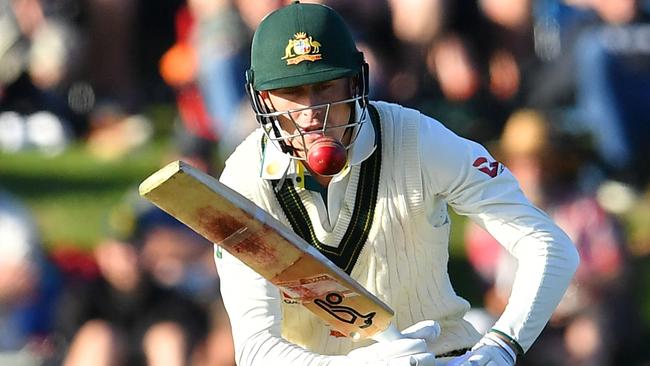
[282,32,322,65]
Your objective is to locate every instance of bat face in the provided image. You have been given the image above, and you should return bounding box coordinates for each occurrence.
[139,160,394,340]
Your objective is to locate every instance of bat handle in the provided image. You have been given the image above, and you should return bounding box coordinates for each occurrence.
[372,323,419,366]
[372,322,403,342]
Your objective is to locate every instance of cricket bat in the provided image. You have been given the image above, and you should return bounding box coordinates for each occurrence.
[139,160,403,342]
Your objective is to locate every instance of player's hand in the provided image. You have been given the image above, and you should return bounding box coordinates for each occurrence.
[446,333,516,366]
[346,321,440,366]
[401,320,441,345]
[347,338,435,365]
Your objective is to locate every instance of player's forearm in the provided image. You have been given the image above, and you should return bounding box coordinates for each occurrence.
[492,226,579,353]
[216,252,349,366]
[236,330,350,366]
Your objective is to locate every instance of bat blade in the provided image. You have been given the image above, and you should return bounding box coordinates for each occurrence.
[139,160,395,340]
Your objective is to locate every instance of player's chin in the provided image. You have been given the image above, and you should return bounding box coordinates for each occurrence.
[325,128,348,144]
[287,143,308,160]
[291,136,318,151]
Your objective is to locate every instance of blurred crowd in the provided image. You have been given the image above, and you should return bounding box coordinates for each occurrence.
[1,0,650,365]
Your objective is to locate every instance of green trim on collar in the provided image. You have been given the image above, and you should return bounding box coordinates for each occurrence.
[303,174,328,204]
[271,104,381,274]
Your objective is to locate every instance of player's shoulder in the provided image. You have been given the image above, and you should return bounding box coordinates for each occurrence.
[371,101,448,131]
[221,128,265,185]
[371,100,420,122]
[370,100,462,148]
[223,128,265,168]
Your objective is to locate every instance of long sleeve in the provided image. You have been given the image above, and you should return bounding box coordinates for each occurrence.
[215,249,353,366]
[215,135,354,366]
[419,115,579,352]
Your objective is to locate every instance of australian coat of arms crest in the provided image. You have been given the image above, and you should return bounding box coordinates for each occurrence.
[281,32,322,65]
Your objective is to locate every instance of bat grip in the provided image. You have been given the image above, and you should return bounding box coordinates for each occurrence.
[372,322,403,342]
[372,323,419,366]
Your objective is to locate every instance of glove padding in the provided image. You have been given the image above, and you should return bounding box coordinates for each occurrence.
[446,333,516,366]
[401,320,441,345]
[346,320,440,366]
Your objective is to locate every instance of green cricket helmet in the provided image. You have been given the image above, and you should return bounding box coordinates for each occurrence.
[245,1,369,157]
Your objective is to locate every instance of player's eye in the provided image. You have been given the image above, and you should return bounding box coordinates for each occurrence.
[315,82,335,93]
[274,87,301,97]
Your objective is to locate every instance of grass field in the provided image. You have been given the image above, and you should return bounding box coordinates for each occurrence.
[0,139,170,250]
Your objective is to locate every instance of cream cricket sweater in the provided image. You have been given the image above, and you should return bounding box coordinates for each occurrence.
[216,101,578,366]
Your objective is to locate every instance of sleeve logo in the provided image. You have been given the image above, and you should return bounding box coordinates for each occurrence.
[473,157,502,178]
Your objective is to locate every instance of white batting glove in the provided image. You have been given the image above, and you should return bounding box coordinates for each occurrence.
[346,321,440,366]
[401,320,441,345]
[446,332,516,366]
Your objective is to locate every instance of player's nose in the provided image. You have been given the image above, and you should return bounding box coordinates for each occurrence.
[297,107,324,131]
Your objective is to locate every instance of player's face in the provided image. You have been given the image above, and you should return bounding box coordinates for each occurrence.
[261,78,353,159]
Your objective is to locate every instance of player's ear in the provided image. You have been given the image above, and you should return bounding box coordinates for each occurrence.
[259,90,270,103]
[258,91,276,112]
[348,76,358,97]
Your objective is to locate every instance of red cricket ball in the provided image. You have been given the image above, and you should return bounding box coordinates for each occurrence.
[306,137,347,176]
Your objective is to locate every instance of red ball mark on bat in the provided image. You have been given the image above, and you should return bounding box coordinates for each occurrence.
[197,207,279,265]
[283,285,320,301]
[473,157,501,178]
[329,329,347,338]
[306,137,347,176]
[197,207,240,236]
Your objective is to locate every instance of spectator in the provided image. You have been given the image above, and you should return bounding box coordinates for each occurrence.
[194,0,282,163]
[0,0,83,155]
[573,0,650,187]
[418,0,519,144]
[56,194,211,366]
[160,2,220,173]
[526,0,650,187]
[0,188,62,365]
[134,202,220,306]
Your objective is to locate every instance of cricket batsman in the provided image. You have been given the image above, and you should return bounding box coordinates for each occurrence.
[214,2,579,365]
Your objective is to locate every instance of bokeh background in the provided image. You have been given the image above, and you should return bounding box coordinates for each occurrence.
[1,0,649,365]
